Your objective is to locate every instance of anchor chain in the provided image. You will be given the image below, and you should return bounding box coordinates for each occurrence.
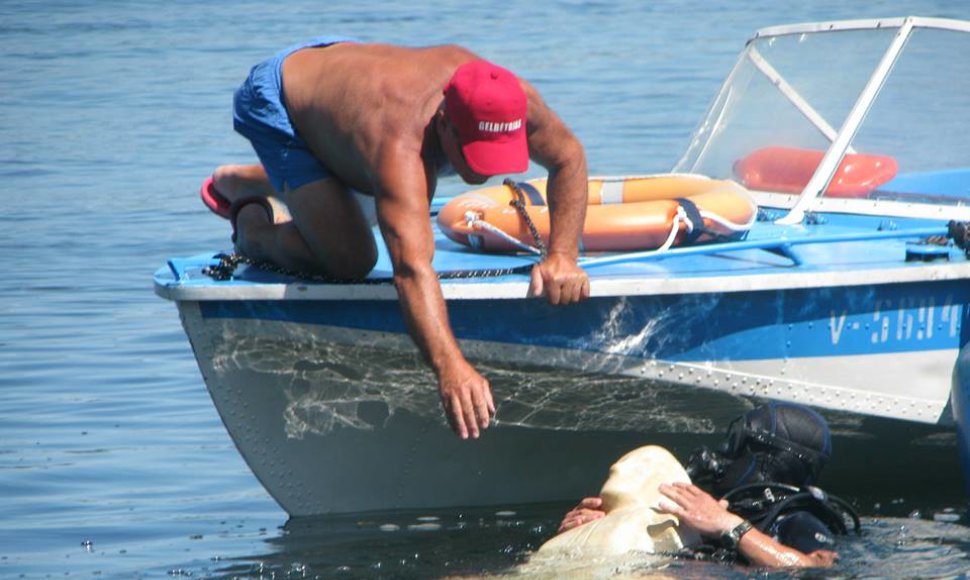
[504,178,548,257]
[202,252,533,282]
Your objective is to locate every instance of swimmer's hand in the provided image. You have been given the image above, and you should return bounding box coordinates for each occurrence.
[437,359,495,440]
[657,482,739,538]
[528,252,590,305]
[557,496,606,533]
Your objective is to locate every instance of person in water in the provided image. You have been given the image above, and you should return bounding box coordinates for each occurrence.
[553,402,857,568]
[205,39,590,440]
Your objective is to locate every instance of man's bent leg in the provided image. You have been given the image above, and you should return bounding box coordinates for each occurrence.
[212,164,291,224]
[234,177,377,280]
[213,164,276,198]
[285,178,378,279]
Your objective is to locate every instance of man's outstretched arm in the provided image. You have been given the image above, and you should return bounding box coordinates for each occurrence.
[375,145,495,440]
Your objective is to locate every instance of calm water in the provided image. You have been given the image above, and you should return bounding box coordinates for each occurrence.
[3,1,970,577]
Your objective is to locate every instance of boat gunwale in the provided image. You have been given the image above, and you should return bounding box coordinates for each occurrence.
[155,258,970,302]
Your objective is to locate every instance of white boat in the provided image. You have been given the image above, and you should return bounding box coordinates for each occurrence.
[156,16,970,515]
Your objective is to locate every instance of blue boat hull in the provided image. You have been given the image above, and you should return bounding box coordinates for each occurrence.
[193,276,967,425]
[157,256,967,513]
[953,343,970,496]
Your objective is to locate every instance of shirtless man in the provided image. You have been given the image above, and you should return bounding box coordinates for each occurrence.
[206,37,590,440]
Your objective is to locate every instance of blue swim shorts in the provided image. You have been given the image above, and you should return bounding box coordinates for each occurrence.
[233,36,357,192]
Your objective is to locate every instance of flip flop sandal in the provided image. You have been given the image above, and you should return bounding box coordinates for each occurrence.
[200,176,232,219]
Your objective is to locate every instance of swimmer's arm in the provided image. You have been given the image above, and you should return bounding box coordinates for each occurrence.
[520,80,590,305]
[657,482,836,568]
[734,526,838,568]
[374,143,494,440]
[557,496,606,533]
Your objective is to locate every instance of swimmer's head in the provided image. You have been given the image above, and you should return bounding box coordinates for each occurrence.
[686,402,831,496]
[442,60,528,177]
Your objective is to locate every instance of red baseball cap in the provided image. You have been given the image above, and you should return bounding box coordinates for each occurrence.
[443,60,528,176]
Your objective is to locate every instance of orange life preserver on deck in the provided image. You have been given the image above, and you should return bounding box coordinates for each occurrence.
[436,174,757,253]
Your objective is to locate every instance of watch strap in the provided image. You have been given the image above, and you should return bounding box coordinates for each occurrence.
[721,519,754,549]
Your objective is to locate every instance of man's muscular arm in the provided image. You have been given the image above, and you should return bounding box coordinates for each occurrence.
[520,81,590,304]
[374,143,495,439]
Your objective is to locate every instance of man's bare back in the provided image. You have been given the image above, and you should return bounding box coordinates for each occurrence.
[283,43,478,194]
[209,39,590,440]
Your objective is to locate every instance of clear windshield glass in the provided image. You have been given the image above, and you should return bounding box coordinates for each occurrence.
[676,20,970,209]
[859,26,970,205]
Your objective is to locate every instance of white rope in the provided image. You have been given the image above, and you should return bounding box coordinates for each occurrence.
[462,205,755,258]
[657,207,687,253]
[698,209,758,232]
[613,207,686,257]
[464,211,543,255]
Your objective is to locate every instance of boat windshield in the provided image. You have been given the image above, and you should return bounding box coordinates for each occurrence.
[675,17,970,219]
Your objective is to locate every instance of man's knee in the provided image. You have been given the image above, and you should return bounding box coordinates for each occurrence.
[213,164,272,196]
[323,241,378,280]
[286,180,379,279]
[212,165,240,193]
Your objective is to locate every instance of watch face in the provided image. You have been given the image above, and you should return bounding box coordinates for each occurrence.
[722,521,751,548]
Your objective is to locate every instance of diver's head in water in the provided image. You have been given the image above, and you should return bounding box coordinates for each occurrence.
[686,402,832,497]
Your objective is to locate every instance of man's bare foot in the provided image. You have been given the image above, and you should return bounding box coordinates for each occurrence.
[212,165,291,223]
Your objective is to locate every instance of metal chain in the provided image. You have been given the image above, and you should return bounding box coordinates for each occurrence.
[201,252,533,282]
[504,178,548,257]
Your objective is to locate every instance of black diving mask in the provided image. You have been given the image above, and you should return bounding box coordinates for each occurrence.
[684,445,730,484]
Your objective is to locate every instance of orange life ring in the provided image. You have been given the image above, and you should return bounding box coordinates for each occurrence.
[436,174,757,253]
[733,146,898,198]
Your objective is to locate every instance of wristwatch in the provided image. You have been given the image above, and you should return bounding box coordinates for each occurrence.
[720,519,754,549]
